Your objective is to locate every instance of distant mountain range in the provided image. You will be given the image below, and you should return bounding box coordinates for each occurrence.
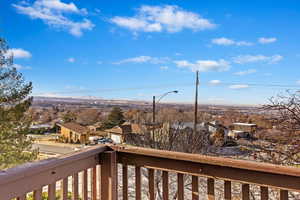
[32,96,258,109]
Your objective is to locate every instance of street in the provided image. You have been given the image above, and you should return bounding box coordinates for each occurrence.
[32,143,77,155]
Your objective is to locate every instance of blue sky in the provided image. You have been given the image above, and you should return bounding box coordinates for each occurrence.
[1,0,300,105]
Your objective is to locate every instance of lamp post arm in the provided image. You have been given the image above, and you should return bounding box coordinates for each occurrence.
[156,91,175,103]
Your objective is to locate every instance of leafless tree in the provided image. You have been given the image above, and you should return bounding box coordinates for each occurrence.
[255,90,300,165]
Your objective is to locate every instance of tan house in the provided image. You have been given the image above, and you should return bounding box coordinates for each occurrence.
[105,122,143,144]
[57,122,89,144]
[228,123,257,139]
[87,122,103,132]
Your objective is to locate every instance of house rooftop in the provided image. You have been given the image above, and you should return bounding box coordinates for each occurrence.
[233,122,257,126]
[57,122,88,134]
[105,126,123,134]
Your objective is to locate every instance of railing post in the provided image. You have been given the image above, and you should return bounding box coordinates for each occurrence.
[101,151,117,200]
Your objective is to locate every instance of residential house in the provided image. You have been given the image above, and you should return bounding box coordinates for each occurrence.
[57,122,89,144]
[105,122,143,144]
[87,122,103,132]
[228,122,257,139]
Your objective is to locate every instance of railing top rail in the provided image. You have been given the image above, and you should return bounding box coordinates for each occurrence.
[0,145,108,185]
[111,145,300,177]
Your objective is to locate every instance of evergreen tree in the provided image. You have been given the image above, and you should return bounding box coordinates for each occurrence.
[0,38,37,169]
[102,107,125,129]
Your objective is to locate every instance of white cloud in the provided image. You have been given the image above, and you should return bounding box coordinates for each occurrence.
[208,97,225,102]
[6,48,32,59]
[235,41,253,46]
[67,57,75,63]
[209,80,221,85]
[13,64,32,70]
[113,56,169,65]
[34,92,64,97]
[264,73,272,76]
[211,37,253,46]
[13,0,94,37]
[160,66,168,70]
[111,5,216,33]
[0,63,31,70]
[296,80,300,85]
[234,69,257,76]
[258,37,277,44]
[233,54,283,64]
[229,84,249,89]
[212,37,234,46]
[64,85,85,91]
[174,59,230,72]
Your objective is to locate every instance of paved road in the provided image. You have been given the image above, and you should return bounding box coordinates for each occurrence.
[32,143,77,155]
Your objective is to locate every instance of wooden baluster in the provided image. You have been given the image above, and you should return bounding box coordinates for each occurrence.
[62,177,68,200]
[162,171,169,200]
[148,169,155,200]
[61,177,68,200]
[122,165,128,200]
[82,170,88,200]
[242,184,250,200]
[33,187,43,200]
[101,151,117,200]
[92,166,97,200]
[16,194,26,200]
[224,181,231,200]
[73,173,79,200]
[115,163,118,200]
[135,166,141,200]
[98,165,102,200]
[207,178,215,200]
[177,173,184,200]
[192,176,199,200]
[48,182,56,200]
[260,186,268,200]
[280,190,288,200]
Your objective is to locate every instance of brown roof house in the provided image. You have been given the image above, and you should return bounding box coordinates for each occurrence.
[105,122,144,144]
[87,122,103,132]
[57,122,89,144]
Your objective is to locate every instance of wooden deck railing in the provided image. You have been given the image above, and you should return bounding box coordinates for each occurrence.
[1,144,300,200]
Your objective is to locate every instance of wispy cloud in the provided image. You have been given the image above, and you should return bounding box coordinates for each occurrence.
[234,69,257,76]
[111,5,216,33]
[67,57,75,63]
[233,54,283,64]
[229,84,249,89]
[208,97,225,102]
[258,37,277,44]
[6,48,32,59]
[33,92,64,97]
[160,66,169,70]
[113,56,169,65]
[13,64,32,70]
[211,37,253,46]
[209,80,221,85]
[64,85,86,91]
[174,59,230,72]
[1,63,31,70]
[13,0,94,37]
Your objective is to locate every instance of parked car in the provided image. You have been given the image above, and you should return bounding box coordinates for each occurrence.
[97,138,113,144]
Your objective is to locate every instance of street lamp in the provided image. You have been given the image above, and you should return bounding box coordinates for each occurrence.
[152,90,178,142]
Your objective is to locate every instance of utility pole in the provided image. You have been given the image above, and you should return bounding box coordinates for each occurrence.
[151,91,178,147]
[152,95,156,142]
[194,70,199,135]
